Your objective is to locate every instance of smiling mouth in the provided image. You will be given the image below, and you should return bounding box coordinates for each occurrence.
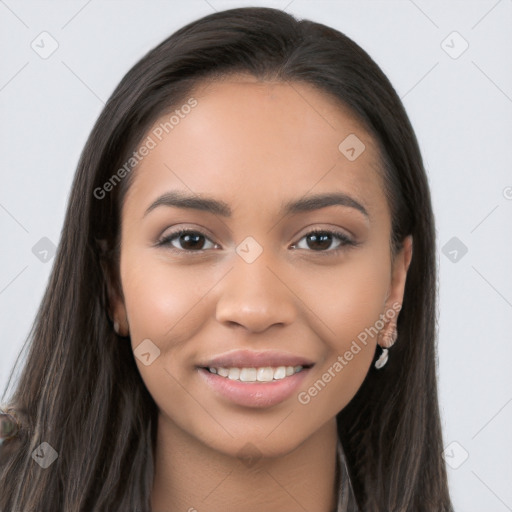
[200,364,313,383]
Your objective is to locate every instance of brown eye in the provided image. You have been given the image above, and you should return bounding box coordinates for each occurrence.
[157,229,217,252]
[292,230,356,253]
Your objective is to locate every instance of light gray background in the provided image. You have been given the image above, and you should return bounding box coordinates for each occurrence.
[1,1,511,510]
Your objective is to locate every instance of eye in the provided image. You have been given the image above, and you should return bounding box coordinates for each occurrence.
[156,228,358,256]
[156,229,218,252]
[291,229,357,255]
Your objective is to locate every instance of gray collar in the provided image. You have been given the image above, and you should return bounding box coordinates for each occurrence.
[335,436,360,512]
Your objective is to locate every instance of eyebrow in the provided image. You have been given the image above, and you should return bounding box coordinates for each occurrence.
[143,190,370,220]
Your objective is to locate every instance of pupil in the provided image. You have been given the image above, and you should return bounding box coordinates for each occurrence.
[181,233,204,250]
[308,233,331,251]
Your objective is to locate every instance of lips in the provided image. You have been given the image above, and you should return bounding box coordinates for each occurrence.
[197,349,315,369]
[197,366,313,408]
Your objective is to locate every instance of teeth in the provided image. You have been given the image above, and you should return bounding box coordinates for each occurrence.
[240,368,257,382]
[228,368,240,380]
[273,366,286,380]
[207,365,305,382]
[256,367,274,382]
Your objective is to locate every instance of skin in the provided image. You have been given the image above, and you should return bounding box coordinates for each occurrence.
[109,75,413,512]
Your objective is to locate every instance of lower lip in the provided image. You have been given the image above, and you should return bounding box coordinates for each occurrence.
[197,367,312,408]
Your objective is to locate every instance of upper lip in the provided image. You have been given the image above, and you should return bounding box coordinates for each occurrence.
[198,350,315,369]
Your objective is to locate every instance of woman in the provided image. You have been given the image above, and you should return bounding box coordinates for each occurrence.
[0,7,453,511]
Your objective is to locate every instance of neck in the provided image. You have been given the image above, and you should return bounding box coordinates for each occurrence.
[151,415,339,512]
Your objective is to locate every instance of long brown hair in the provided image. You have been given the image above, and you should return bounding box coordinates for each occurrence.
[0,7,453,511]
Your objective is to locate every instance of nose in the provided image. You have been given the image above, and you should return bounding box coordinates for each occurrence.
[215,249,296,333]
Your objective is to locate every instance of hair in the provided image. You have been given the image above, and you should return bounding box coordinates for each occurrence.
[0,6,453,511]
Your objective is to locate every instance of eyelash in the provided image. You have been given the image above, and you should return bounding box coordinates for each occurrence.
[155,228,358,256]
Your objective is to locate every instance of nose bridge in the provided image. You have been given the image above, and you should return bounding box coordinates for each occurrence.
[215,239,295,331]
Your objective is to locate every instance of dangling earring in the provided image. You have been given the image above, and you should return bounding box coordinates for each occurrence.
[375,324,398,369]
[375,347,389,369]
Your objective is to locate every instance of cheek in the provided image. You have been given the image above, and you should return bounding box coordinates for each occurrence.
[296,250,390,347]
[120,253,217,431]
[121,252,212,347]
[291,250,390,410]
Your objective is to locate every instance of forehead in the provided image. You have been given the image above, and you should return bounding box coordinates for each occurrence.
[124,76,389,222]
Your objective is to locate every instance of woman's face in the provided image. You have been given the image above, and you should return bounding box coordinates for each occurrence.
[111,76,412,458]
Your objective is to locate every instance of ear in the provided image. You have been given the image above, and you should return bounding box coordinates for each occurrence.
[379,235,413,347]
[99,255,130,337]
